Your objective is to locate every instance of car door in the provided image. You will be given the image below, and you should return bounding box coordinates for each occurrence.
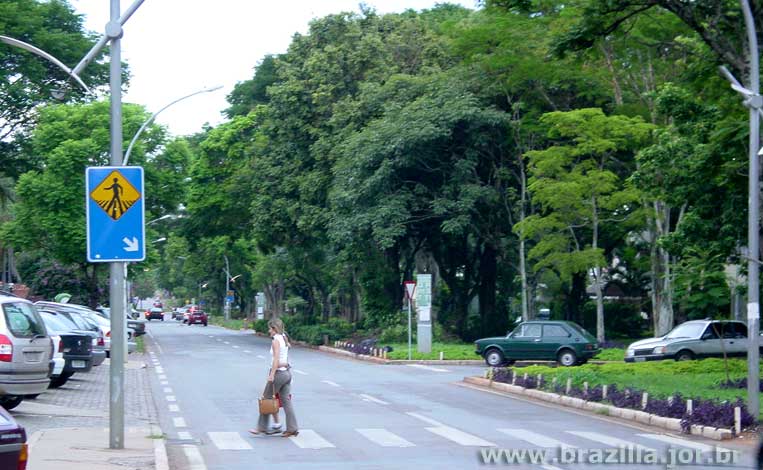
[541,324,570,360]
[2,301,51,381]
[722,322,748,357]
[507,323,542,359]
[696,323,723,358]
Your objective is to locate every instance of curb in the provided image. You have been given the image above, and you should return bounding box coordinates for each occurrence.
[462,376,735,441]
[152,424,169,470]
[317,345,484,366]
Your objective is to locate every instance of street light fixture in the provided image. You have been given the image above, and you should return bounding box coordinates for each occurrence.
[123,85,223,165]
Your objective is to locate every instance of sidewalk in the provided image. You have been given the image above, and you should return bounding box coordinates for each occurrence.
[28,425,167,470]
[15,356,167,470]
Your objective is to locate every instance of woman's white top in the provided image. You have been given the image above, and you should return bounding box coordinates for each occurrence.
[270,334,289,370]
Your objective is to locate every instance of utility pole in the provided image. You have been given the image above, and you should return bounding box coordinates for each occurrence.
[224,255,231,321]
[720,0,761,420]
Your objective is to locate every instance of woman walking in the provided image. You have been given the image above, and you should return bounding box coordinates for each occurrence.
[250,318,299,437]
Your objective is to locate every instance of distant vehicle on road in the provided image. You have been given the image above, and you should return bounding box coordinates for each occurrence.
[145,307,164,321]
[187,310,208,327]
[172,306,189,321]
[625,319,761,362]
[474,320,600,367]
[0,295,53,410]
[0,404,27,470]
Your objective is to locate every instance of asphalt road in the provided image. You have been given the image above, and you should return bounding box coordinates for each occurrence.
[145,318,758,470]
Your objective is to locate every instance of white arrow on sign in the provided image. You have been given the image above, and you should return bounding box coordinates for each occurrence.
[122,237,139,252]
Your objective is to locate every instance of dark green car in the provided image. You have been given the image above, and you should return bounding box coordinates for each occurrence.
[475,321,600,367]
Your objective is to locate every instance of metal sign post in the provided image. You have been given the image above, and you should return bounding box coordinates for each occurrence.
[404,281,416,360]
[415,274,432,354]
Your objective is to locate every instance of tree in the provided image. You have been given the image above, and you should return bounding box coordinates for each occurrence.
[517,108,653,341]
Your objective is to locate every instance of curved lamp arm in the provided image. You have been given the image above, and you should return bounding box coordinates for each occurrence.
[0,35,92,94]
[123,85,223,165]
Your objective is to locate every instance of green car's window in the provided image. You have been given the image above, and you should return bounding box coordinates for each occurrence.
[516,324,541,338]
[543,324,569,337]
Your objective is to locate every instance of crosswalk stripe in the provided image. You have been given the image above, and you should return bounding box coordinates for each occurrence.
[244,350,252,353]
[405,412,444,427]
[425,427,496,447]
[163,387,173,393]
[173,417,187,428]
[177,431,192,440]
[182,444,207,470]
[356,428,414,447]
[208,432,253,450]
[637,434,728,453]
[168,404,180,412]
[166,395,176,402]
[567,431,656,452]
[498,428,576,448]
[289,430,335,449]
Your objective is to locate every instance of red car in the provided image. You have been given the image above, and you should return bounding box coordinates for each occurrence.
[187,310,208,326]
[0,405,28,470]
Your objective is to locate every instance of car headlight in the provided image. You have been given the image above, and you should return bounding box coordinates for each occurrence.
[653,346,667,354]
[626,349,634,357]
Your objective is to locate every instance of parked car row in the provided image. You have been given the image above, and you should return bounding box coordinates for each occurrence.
[0,294,142,412]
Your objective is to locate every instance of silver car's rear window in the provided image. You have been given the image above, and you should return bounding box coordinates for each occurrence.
[3,302,46,338]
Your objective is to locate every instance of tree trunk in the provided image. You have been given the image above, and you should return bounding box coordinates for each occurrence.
[478,243,504,337]
[591,197,606,343]
[600,41,624,106]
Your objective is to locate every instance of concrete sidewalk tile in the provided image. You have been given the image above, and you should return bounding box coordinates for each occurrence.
[28,426,157,470]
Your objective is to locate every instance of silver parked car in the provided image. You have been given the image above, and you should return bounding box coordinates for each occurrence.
[625,319,756,362]
[0,294,53,409]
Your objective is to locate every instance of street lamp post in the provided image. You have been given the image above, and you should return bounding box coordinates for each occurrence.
[123,86,222,166]
[224,255,231,321]
[718,0,761,419]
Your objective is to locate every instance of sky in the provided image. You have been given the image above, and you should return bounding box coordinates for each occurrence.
[71,0,477,137]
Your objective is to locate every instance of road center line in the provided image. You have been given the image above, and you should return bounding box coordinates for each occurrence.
[358,394,389,405]
[405,364,449,373]
[243,350,252,353]
[322,380,341,387]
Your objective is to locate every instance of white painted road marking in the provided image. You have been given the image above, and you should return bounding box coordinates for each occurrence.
[182,445,206,470]
[163,387,173,394]
[637,434,729,453]
[289,429,335,449]
[244,350,252,354]
[208,432,253,450]
[173,417,187,428]
[425,426,495,447]
[322,380,340,387]
[158,375,167,380]
[177,431,192,440]
[168,404,180,412]
[356,428,414,447]
[567,431,656,452]
[155,367,164,374]
[233,345,239,349]
[293,369,308,375]
[405,364,449,373]
[256,355,265,359]
[358,394,389,405]
[498,428,576,448]
[166,395,176,402]
[405,412,445,427]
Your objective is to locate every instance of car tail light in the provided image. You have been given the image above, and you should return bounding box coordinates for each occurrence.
[58,339,64,353]
[0,334,12,362]
[98,336,105,347]
[106,331,111,338]
[18,442,28,470]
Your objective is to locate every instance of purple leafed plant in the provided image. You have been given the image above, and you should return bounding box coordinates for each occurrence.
[644,394,687,419]
[681,398,754,433]
[492,367,513,384]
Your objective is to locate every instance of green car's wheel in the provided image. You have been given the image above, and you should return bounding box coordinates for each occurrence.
[484,348,505,367]
[557,349,577,367]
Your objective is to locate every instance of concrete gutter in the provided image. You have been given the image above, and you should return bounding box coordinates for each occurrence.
[462,376,735,441]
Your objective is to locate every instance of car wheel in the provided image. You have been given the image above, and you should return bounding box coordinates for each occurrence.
[147,318,150,322]
[676,350,695,361]
[49,376,69,389]
[0,396,23,410]
[203,322,208,327]
[24,394,40,399]
[484,348,505,367]
[557,349,577,367]
[161,317,164,321]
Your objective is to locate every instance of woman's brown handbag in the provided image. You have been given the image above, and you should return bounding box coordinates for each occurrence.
[258,383,279,414]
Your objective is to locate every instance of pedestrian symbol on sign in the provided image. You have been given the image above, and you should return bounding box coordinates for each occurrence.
[90,170,141,221]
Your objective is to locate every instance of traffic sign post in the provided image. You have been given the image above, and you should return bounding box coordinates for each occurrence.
[404,281,416,360]
[86,166,145,262]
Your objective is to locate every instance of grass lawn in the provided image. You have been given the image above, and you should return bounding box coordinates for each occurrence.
[135,335,144,353]
[508,358,762,414]
[595,348,625,361]
[385,342,477,360]
[208,316,249,330]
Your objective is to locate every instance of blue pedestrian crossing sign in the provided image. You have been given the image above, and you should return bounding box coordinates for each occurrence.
[86,166,145,262]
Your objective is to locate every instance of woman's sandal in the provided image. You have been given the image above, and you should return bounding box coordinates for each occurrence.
[248,429,264,436]
[281,431,299,438]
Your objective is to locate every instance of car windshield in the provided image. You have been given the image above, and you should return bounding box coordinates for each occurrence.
[41,311,76,334]
[665,323,706,339]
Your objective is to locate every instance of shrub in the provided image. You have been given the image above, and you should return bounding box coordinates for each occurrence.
[253,319,268,334]
[379,325,409,343]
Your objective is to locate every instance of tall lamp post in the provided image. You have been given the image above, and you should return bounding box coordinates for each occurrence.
[718,0,761,419]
